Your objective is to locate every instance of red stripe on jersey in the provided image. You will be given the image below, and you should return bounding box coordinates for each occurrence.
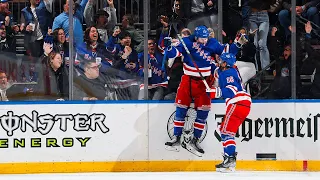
[194,122,205,130]
[226,92,251,105]
[174,121,185,127]
[223,140,236,147]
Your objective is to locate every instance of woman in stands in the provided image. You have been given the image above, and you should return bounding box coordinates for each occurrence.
[52,28,69,66]
[76,26,113,73]
[40,50,69,100]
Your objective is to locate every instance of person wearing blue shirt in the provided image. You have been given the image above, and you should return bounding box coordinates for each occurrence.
[52,0,89,45]
[21,0,53,57]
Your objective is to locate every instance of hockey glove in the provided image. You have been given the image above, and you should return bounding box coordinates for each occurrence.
[209,87,222,99]
[234,33,248,48]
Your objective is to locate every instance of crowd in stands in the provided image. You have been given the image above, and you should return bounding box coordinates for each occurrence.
[0,0,320,101]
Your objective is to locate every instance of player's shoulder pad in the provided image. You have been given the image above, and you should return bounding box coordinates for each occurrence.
[183,36,192,43]
[226,68,241,80]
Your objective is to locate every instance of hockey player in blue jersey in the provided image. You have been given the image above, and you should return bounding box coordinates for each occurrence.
[210,53,251,172]
[137,38,168,100]
[164,25,248,157]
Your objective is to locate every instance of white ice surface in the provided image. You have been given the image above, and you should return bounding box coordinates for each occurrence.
[0,172,320,180]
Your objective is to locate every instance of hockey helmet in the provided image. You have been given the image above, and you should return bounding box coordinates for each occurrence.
[0,0,9,3]
[219,53,236,67]
[194,25,209,39]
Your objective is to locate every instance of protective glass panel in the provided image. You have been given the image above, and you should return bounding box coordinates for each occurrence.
[67,0,144,101]
[0,0,67,101]
[227,0,295,99]
[295,0,320,99]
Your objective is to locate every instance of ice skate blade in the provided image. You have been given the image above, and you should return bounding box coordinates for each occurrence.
[181,143,203,157]
[165,145,180,152]
[216,167,236,173]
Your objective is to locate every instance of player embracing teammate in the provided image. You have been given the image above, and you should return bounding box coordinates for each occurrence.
[162,25,251,172]
[210,53,252,172]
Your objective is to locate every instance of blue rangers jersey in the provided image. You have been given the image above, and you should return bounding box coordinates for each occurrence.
[164,36,239,77]
[215,67,251,107]
[138,52,168,90]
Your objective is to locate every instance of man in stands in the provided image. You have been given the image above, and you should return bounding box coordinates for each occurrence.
[0,20,15,53]
[74,60,118,100]
[0,70,8,101]
[52,0,89,45]
[21,0,53,57]
[121,14,144,52]
[84,0,117,43]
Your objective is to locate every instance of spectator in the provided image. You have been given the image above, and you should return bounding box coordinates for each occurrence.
[84,0,117,43]
[0,0,10,24]
[52,28,68,58]
[52,0,88,45]
[242,0,251,30]
[21,0,53,57]
[304,21,320,98]
[107,29,140,100]
[52,28,69,67]
[279,0,320,39]
[1,0,20,34]
[222,0,242,42]
[0,70,8,101]
[267,44,292,99]
[248,0,274,71]
[138,38,168,100]
[181,0,216,31]
[268,26,282,62]
[76,26,113,72]
[107,29,139,77]
[0,69,36,100]
[121,14,144,52]
[39,51,69,100]
[24,63,38,82]
[156,0,187,40]
[73,60,118,100]
[234,28,256,87]
[0,21,15,53]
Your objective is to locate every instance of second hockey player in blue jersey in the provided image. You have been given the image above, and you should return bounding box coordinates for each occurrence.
[210,53,251,172]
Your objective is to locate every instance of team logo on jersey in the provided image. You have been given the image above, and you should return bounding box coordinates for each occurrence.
[166,108,208,155]
[84,54,90,60]
[227,76,234,83]
[192,43,212,62]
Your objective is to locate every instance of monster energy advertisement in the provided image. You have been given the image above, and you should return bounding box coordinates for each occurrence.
[0,111,110,148]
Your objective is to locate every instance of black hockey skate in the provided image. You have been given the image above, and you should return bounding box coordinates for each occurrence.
[215,153,237,172]
[181,137,204,157]
[165,136,181,152]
